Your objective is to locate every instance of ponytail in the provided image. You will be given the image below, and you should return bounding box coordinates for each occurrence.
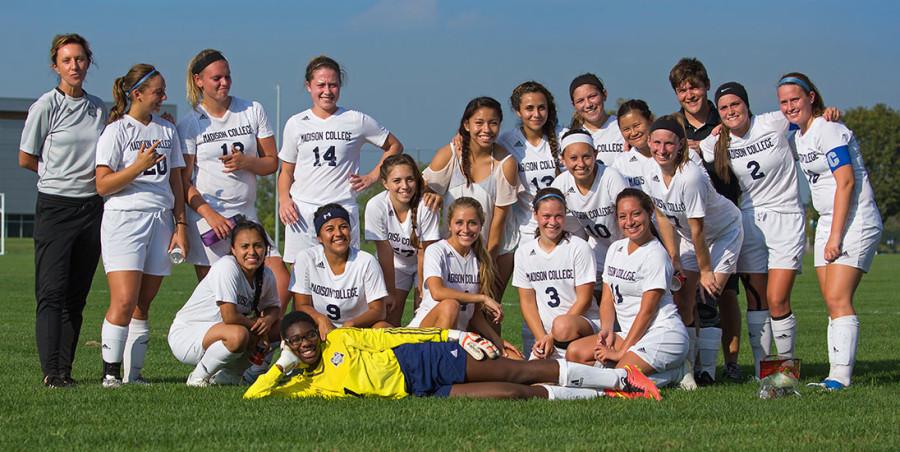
[108,63,157,124]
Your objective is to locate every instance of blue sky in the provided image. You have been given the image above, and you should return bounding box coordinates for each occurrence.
[3,0,898,164]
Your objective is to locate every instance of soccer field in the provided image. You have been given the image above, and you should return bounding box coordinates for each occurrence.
[1,238,898,450]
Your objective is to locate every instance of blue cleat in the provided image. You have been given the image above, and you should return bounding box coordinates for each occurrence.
[807,379,846,391]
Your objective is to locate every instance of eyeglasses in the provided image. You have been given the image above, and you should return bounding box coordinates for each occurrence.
[285,330,319,347]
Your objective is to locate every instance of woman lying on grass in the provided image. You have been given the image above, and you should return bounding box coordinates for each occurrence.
[243,311,660,400]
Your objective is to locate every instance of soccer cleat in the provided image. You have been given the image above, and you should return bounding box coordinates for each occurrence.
[101,375,123,389]
[43,375,70,389]
[723,362,743,382]
[807,379,846,391]
[186,370,210,388]
[126,375,151,385]
[696,371,716,386]
[210,369,243,386]
[609,365,662,401]
[679,360,698,391]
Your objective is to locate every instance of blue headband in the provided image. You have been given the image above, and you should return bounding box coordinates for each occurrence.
[534,193,565,206]
[125,69,158,93]
[778,76,811,93]
[314,205,351,235]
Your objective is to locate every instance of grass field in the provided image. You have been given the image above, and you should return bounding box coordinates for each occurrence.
[1,237,898,450]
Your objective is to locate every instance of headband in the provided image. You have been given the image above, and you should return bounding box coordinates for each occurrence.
[648,117,686,140]
[125,69,158,93]
[191,51,226,75]
[561,129,594,150]
[778,76,811,93]
[714,81,750,110]
[313,205,351,235]
[533,192,566,209]
[569,73,605,100]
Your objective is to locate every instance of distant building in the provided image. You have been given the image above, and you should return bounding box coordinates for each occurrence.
[0,96,176,238]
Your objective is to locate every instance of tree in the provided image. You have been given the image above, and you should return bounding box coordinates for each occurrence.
[842,104,900,222]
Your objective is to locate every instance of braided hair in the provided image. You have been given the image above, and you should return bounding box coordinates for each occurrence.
[379,153,425,249]
[229,219,270,314]
[457,97,503,187]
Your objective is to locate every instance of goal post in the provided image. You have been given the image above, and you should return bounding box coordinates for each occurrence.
[0,193,5,256]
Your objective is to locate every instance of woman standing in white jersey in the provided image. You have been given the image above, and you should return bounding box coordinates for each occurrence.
[279,55,403,263]
[513,187,599,360]
[778,73,882,390]
[365,154,441,326]
[567,73,627,167]
[567,189,689,387]
[19,34,107,388]
[646,115,743,389]
[612,100,655,191]
[95,64,187,387]
[177,49,290,310]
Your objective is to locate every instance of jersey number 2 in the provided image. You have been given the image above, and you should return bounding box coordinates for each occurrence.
[747,160,766,180]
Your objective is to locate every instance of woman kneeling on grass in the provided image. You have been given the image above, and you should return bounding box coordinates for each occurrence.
[168,220,281,386]
[243,311,660,400]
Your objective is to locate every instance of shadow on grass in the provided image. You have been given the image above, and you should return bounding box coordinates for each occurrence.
[799,359,900,384]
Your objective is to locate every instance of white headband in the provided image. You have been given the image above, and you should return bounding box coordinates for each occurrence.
[561,131,594,150]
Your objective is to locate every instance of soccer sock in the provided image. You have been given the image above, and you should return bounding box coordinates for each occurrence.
[192,341,240,381]
[557,359,627,389]
[771,312,797,357]
[538,384,602,400]
[827,315,859,386]
[746,310,772,378]
[123,319,150,382]
[679,328,698,389]
[649,366,683,388]
[698,327,722,377]
[101,319,128,369]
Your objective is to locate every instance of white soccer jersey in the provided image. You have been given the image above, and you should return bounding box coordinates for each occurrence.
[279,108,389,205]
[497,127,565,238]
[177,97,273,214]
[644,160,740,243]
[364,191,441,273]
[602,238,681,335]
[699,112,802,213]
[416,240,482,329]
[611,149,652,191]
[551,164,629,270]
[588,116,627,166]
[171,255,279,325]
[794,117,881,220]
[95,114,186,211]
[512,235,598,334]
[290,247,388,327]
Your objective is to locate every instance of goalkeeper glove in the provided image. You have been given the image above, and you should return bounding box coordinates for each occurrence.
[447,329,500,360]
[275,340,301,373]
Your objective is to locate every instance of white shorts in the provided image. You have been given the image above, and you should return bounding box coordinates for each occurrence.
[407,298,474,330]
[627,322,689,373]
[814,214,882,272]
[101,209,173,276]
[283,200,359,264]
[394,267,416,292]
[167,321,216,365]
[738,209,805,273]
[185,208,281,266]
[679,223,743,274]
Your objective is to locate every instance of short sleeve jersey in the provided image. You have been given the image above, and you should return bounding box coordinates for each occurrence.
[497,127,565,236]
[19,89,107,197]
[793,117,880,221]
[552,164,629,269]
[171,255,279,325]
[279,108,389,205]
[644,160,740,242]
[589,115,627,166]
[364,191,441,273]
[177,97,273,214]
[290,247,388,327]
[611,149,652,191]
[602,238,681,335]
[417,240,481,330]
[512,235,598,334]
[95,114,186,211]
[700,112,802,213]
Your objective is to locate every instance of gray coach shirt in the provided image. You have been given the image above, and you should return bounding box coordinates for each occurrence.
[19,88,107,197]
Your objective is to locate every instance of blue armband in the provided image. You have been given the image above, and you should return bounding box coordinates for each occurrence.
[825,146,851,172]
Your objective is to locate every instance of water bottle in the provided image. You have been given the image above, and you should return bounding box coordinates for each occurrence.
[169,247,185,264]
[671,272,685,292]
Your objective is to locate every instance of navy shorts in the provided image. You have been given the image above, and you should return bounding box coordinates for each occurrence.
[393,342,467,397]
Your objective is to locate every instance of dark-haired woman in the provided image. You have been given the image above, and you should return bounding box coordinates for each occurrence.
[612,100,655,191]
[19,34,107,388]
[279,55,403,263]
[95,64,187,387]
[567,73,627,166]
[168,221,281,387]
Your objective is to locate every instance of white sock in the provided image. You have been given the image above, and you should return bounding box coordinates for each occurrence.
[826,317,836,364]
[747,310,773,378]
[123,319,150,382]
[101,320,128,365]
[827,315,859,386]
[650,366,683,388]
[698,327,722,377]
[191,341,240,380]
[538,384,602,400]
[557,359,627,389]
[771,313,797,357]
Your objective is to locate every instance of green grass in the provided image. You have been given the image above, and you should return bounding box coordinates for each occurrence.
[1,238,899,450]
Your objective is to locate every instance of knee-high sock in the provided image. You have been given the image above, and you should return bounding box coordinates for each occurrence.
[191,341,241,381]
[746,310,772,378]
[698,327,722,377]
[101,320,128,365]
[771,312,797,357]
[123,319,149,382]
[827,315,859,386]
[538,384,602,400]
[557,359,627,389]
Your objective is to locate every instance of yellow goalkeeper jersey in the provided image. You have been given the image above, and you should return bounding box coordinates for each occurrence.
[243,327,449,400]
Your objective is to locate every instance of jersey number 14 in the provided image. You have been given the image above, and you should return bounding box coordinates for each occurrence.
[313,146,337,167]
